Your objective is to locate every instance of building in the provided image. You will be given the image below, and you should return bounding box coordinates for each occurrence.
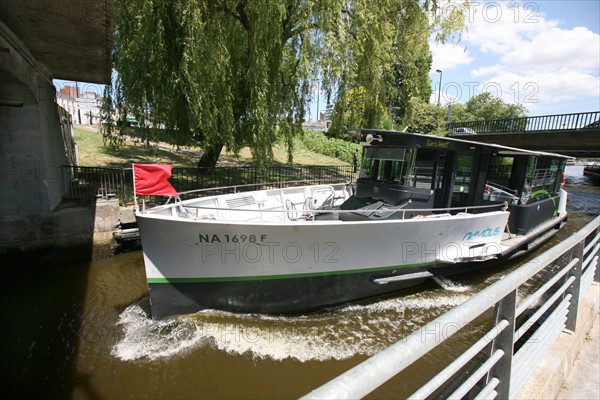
[56,85,103,125]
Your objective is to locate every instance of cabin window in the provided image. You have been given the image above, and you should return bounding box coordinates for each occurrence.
[359,147,412,184]
[524,157,562,202]
[483,155,520,204]
[455,155,473,192]
[487,156,514,188]
[452,154,474,207]
[404,149,436,189]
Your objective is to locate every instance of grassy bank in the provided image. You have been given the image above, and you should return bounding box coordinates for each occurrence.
[74,126,350,167]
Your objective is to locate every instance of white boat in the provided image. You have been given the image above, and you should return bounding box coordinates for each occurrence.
[135,130,570,319]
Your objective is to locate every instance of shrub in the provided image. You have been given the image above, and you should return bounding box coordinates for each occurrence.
[300,130,360,164]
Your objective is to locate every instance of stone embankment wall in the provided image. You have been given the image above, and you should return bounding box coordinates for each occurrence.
[1,198,136,262]
[92,199,137,258]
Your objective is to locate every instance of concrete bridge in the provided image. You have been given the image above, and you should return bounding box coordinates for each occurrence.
[448,111,600,158]
[1,0,113,257]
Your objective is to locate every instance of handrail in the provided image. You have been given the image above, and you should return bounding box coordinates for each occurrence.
[177,178,350,196]
[301,216,600,399]
[182,203,506,215]
[61,165,355,206]
[447,111,600,133]
[145,197,509,220]
[486,181,518,196]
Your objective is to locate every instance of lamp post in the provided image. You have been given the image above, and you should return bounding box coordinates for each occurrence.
[316,81,320,122]
[436,69,443,106]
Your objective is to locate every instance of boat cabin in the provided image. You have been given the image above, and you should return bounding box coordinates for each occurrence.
[343,129,570,235]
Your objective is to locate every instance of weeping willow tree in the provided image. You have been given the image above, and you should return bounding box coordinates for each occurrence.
[112,0,468,169]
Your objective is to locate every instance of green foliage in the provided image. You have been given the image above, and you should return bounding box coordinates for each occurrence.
[445,102,473,123]
[328,86,388,138]
[447,92,529,132]
[449,92,528,122]
[112,0,469,169]
[464,92,528,120]
[428,0,471,43]
[404,97,447,135]
[326,0,440,137]
[99,85,123,149]
[298,130,360,164]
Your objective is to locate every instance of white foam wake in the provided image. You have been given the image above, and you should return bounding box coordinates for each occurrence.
[431,276,471,292]
[112,291,471,362]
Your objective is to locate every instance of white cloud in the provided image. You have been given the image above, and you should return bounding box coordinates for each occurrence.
[430,42,474,71]
[465,2,559,53]
[431,1,600,108]
[471,65,501,77]
[501,27,600,74]
[481,71,600,105]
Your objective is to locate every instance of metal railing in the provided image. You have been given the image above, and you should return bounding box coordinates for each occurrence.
[447,111,600,134]
[61,165,130,204]
[163,198,508,223]
[175,178,349,198]
[61,165,355,205]
[302,216,600,399]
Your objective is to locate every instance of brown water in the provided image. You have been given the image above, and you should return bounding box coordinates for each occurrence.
[1,166,598,399]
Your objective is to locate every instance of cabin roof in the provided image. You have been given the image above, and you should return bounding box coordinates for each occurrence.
[352,129,574,159]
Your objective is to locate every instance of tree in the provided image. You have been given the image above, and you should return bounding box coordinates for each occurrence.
[404,97,447,135]
[99,85,123,149]
[112,0,469,169]
[327,86,388,138]
[448,93,529,132]
[327,0,435,138]
[444,102,473,122]
[464,92,528,121]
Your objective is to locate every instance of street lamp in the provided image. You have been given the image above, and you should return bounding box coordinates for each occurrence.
[436,69,443,106]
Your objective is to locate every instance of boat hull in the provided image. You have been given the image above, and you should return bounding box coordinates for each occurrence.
[136,210,511,318]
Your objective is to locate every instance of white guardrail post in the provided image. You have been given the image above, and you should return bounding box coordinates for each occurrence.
[565,241,584,331]
[594,222,600,283]
[487,290,517,398]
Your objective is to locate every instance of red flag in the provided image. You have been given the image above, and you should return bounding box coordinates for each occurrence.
[133,164,178,197]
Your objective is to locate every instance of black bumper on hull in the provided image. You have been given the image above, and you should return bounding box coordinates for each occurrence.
[147,269,430,319]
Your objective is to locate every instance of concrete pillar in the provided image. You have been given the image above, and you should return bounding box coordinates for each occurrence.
[0,23,83,256]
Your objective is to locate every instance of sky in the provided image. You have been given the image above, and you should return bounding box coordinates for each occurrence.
[428,0,600,117]
[55,0,600,121]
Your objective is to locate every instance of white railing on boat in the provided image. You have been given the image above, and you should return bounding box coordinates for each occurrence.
[300,216,600,399]
[173,201,509,222]
[142,180,511,222]
[174,178,352,197]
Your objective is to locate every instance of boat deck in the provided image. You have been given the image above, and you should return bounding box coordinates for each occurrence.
[141,183,352,222]
[141,183,515,226]
[498,215,566,257]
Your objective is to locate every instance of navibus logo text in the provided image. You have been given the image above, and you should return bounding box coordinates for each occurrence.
[463,226,502,241]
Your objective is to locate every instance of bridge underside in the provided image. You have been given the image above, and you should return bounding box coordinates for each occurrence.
[451,129,600,158]
[0,1,113,84]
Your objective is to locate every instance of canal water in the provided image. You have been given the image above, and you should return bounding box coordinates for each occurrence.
[2,167,598,399]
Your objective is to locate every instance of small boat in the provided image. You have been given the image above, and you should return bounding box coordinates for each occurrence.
[583,163,600,179]
[135,130,570,319]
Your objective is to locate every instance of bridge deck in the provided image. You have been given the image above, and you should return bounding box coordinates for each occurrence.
[447,111,600,158]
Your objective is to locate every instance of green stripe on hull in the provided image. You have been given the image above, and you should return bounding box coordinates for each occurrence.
[147,262,434,283]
